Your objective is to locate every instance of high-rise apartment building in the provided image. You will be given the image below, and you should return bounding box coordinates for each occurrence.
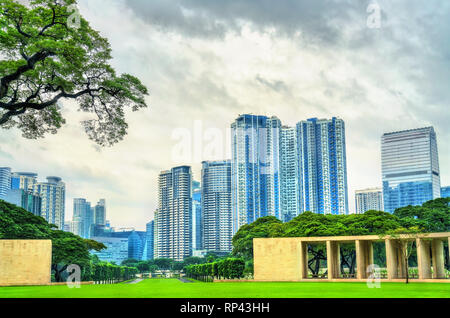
[94,199,106,226]
[201,160,233,254]
[0,167,11,199]
[280,126,299,222]
[382,127,441,213]
[145,220,155,260]
[192,186,202,251]
[355,188,383,214]
[35,176,66,229]
[231,115,301,233]
[72,198,93,238]
[296,117,349,215]
[156,166,192,261]
[231,115,269,234]
[11,172,37,191]
[441,186,450,198]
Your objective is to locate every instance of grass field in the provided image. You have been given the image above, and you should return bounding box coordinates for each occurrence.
[0,279,449,298]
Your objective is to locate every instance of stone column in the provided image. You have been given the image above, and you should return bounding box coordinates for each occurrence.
[385,239,398,279]
[416,238,431,279]
[299,241,308,279]
[431,239,445,279]
[326,241,340,279]
[356,240,373,279]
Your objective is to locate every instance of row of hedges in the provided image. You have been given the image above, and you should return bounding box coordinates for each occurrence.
[185,258,245,282]
[79,263,138,284]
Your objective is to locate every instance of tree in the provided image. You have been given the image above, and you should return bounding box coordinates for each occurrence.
[50,230,105,282]
[0,0,148,146]
[232,216,283,260]
[153,258,174,270]
[382,226,424,284]
[0,199,106,282]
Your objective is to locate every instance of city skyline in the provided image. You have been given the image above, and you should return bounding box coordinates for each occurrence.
[0,0,449,229]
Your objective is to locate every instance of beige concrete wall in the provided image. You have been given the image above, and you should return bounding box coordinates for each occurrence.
[254,233,450,282]
[254,238,301,281]
[0,240,52,286]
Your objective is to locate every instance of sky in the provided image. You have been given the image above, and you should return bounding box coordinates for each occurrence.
[1,0,449,230]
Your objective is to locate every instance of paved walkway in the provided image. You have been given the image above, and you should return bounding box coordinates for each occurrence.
[125,278,144,284]
[178,278,194,283]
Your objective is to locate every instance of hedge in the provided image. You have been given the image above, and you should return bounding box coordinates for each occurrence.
[185,258,245,282]
[80,263,138,284]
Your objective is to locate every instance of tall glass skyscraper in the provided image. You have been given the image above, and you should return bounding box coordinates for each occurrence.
[296,117,349,215]
[94,199,106,226]
[11,172,37,191]
[35,176,66,229]
[231,115,301,233]
[280,126,299,221]
[72,198,93,238]
[192,186,202,252]
[231,115,269,234]
[144,220,155,260]
[0,167,11,199]
[382,127,441,213]
[201,160,232,254]
[441,186,450,198]
[156,166,192,261]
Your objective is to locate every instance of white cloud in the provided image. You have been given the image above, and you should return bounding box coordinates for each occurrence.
[1,0,449,228]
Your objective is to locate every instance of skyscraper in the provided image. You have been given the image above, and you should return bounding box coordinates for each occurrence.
[156,166,192,261]
[0,167,11,199]
[381,127,441,213]
[145,220,155,260]
[72,198,93,238]
[35,176,66,229]
[280,126,299,221]
[201,160,233,254]
[192,185,202,252]
[11,172,37,191]
[296,117,349,215]
[441,186,450,198]
[231,115,269,234]
[94,199,106,226]
[355,188,383,214]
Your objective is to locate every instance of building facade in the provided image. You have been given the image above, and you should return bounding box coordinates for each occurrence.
[441,186,450,198]
[156,166,192,261]
[145,220,155,260]
[34,176,65,229]
[192,187,202,252]
[94,199,106,226]
[280,126,299,222]
[382,127,441,213]
[296,117,349,215]
[72,198,93,238]
[3,188,41,216]
[231,115,270,234]
[0,167,11,199]
[11,172,37,192]
[90,237,129,265]
[201,160,233,254]
[355,188,383,214]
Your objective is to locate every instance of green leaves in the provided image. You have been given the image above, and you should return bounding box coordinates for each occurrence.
[0,0,149,146]
[231,197,450,261]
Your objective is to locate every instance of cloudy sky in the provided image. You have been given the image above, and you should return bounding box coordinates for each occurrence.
[1,0,449,230]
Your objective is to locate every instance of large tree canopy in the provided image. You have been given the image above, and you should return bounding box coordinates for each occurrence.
[0,199,106,281]
[0,0,148,146]
[232,198,450,261]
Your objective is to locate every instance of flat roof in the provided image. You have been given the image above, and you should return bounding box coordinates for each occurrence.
[254,232,450,243]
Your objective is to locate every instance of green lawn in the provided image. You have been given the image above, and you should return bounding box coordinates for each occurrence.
[0,279,449,298]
